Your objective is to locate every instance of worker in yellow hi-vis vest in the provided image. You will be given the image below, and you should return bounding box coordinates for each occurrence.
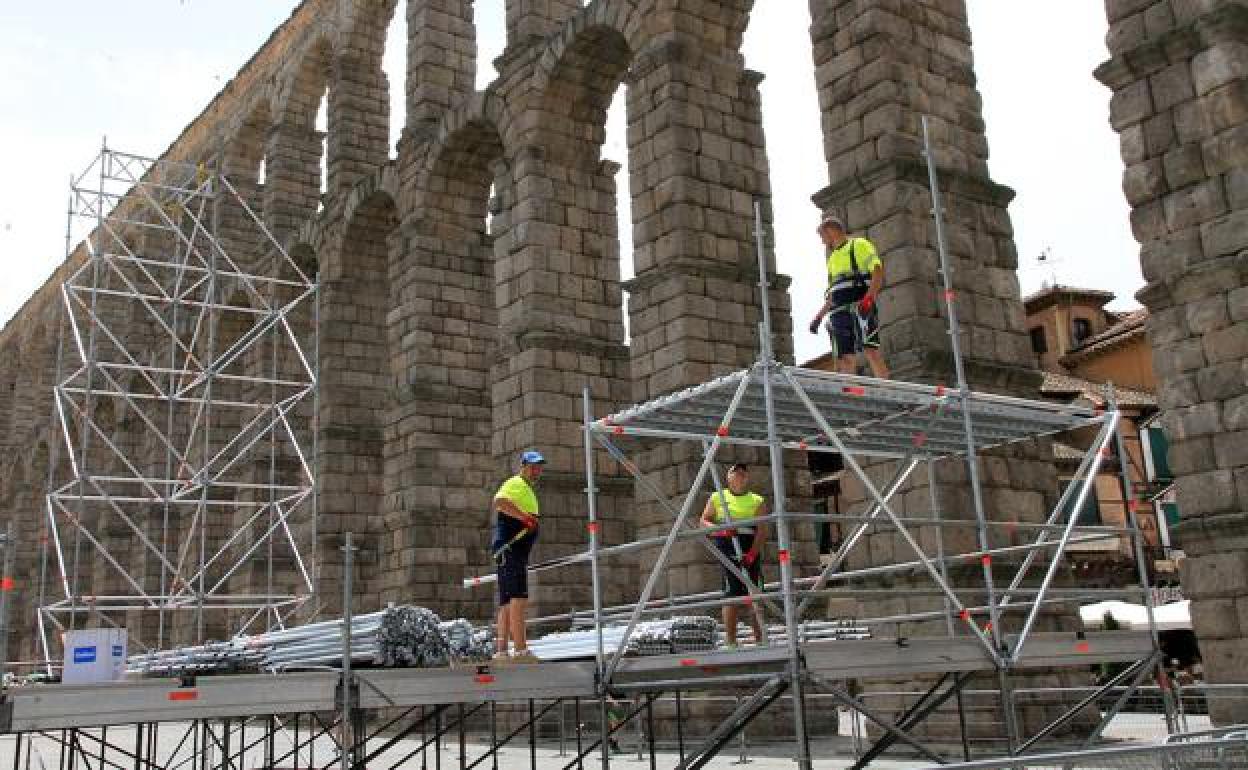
[700,463,767,648]
[808,214,890,379]
[491,450,545,665]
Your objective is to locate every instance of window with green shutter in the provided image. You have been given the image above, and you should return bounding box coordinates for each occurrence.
[1161,502,1180,529]
[1142,426,1172,483]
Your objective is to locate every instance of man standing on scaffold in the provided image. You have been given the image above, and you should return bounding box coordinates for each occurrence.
[807,214,890,379]
[701,462,768,649]
[491,450,545,665]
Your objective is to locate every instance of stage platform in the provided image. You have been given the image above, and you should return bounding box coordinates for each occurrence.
[0,631,1151,732]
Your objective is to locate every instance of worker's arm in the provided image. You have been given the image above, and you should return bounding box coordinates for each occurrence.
[700,497,717,528]
[809,292,837,333]
[865,264,884,304]
[495,497,538,529]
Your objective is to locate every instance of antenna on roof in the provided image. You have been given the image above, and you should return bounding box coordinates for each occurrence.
[1036,246,1062,288]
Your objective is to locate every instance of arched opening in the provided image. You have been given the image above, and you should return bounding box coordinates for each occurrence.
[223,104,274,275]
[225,105,271,197]
[318,192,397,613]
[316,98,328,209]
[267,38,333,237]
[475,0,505,87]
[382,2,407,156]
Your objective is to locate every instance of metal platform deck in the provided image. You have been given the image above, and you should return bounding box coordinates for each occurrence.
[595,366,1099,459]
[0,631,1151,732]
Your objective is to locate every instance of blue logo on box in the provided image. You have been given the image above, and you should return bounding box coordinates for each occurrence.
[73,646,97,664]
[112,645,124,658]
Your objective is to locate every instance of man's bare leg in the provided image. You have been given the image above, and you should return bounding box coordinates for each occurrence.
[747,608,764,646]
[496,603,511,655]
[723,604,739,646]
[864,348,889,379]
[509,597,529,651]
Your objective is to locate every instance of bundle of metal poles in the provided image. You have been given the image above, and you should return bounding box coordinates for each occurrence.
[525,617,868,661]
[126,606,494,675]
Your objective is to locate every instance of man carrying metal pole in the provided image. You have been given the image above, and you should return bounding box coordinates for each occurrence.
[491,450,545,665]
[701,463,768,648]
[807,214,890,379]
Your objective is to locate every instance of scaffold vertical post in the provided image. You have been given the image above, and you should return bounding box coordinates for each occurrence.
[921,114,1017,750]
[581,388,610,770]
[0,522,12,670]
[341,531,355,770]
[1106,385,1178,733]
[753,198,811,769]
[581,388,606,681]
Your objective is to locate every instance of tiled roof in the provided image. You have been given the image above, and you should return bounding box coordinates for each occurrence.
[1040,370,1156,409]
[1052,441,1086,461]
[1023,284,1116,312]
[1062,308,1148,363]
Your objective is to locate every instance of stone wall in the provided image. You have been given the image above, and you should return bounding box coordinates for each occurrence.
[1096,0,1248,725]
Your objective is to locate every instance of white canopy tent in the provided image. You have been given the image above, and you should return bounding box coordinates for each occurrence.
[1080,600,1191,632]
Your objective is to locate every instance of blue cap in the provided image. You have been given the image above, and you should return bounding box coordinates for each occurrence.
[520,450,546,465]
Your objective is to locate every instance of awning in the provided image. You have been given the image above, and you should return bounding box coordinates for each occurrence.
[1080,600,1190,632]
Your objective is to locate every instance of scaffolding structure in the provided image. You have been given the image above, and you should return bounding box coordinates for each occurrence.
[0,122,1200,770]
[38,146,319,663]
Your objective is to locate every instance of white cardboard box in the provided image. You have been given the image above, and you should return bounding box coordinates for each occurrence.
[61,629,127,685]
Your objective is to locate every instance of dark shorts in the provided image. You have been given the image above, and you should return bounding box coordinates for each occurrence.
[827,304,880,357]
[494,514,538,605]
[713,532,761,598]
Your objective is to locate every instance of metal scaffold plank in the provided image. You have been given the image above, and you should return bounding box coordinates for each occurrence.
[355,662,597,707]
[2,672,337,731]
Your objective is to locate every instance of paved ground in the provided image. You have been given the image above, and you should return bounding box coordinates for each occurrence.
[0,712,1207,770]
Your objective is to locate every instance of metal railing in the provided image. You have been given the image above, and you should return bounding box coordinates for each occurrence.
[916,736,1248,769]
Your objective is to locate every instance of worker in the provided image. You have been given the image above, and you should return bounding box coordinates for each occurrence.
[807,214,890,379]
[492,450,545,665]
[700,463,767,648]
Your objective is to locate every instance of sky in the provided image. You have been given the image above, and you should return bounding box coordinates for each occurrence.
[0,2,1140,365]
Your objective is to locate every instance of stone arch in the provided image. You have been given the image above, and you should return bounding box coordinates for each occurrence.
[332,0,401,191]
[531,0,643,101]
[531,10,636,167]
[265,31,337,240]
[342,163,401,235]
[316,188,396,611]
[0,337,17,439]
[224,101,272,190]
[422,107,509,242]
[276,29,338,130]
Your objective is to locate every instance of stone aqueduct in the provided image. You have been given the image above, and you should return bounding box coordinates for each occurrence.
[0,0,1244,723]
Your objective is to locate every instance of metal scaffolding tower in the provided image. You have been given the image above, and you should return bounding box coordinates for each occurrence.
[38,145,319,663]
